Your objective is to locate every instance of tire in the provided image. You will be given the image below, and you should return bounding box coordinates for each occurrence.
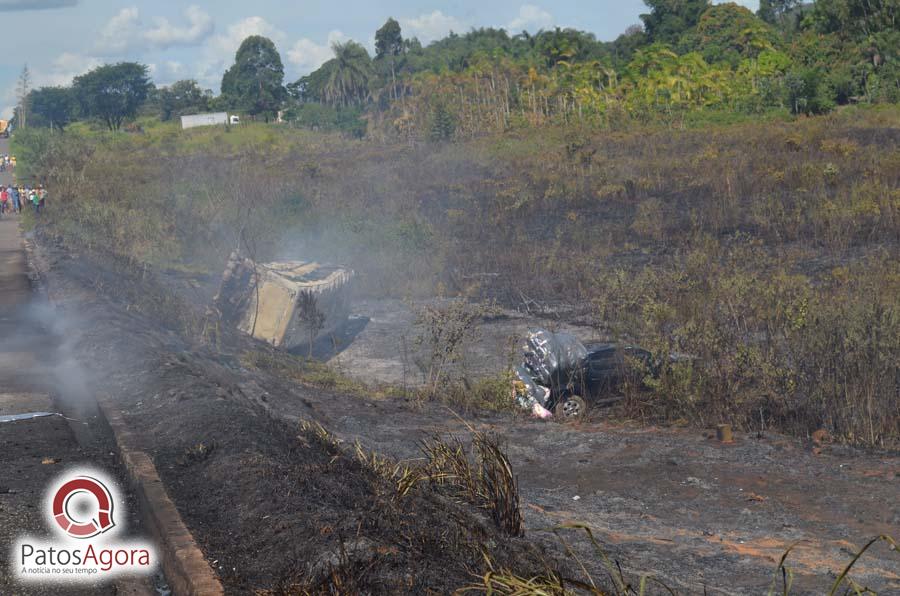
[554,395,587,420]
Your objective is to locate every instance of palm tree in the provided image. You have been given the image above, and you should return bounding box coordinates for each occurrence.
[324,41,374,107]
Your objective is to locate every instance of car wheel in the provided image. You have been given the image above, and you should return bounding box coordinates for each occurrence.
[554,395,586,420]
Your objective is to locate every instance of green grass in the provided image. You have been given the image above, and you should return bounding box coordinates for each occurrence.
[59,116,354,159]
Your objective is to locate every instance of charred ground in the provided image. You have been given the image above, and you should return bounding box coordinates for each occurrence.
[14,108,900,447]
[24,214,900,595]
[10,108,900,593]
[29,247,566,595]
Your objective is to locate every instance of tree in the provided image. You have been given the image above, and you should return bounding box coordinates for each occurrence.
[375,18,404,100]
[429,102,455,140]
[28,86,76,131]
[811,0,900,37]
[157,79,210,121]
[15,65,31,129]
[72,63,152,131]
[375,17,403,59]
[684,3,779,66]
[809,0,899,94]
[533,28,608,68]
[322,41,374,107]
[221,35,286,120]
[640,0,712,44]
[611,25,648,68]
[758,0,801,24]
[784,67,834,115]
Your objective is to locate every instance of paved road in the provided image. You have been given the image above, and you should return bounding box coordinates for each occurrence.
[0,138,120,595]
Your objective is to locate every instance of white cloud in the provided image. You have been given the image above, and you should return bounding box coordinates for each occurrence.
[96,6,140,54]
[148,61,195,87]
[164,61,185,80]
[716,0,758,8]
[144,5,214,49]
[95,5,214,54]
[286,30,347,74]
[400,10,466,44]
[205,16,285,58]
[508,4,553,32]
[1,51,101,118]
[46,52,101,84]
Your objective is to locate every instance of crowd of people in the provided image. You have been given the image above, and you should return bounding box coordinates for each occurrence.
[0,184,46,217]
[0,152,49,218]
[0,154,15,172]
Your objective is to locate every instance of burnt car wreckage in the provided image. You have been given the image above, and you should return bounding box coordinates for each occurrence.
[514,329,652,419]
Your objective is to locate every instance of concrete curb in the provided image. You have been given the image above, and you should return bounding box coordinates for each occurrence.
[98,400,225,596]
[24,233,224,596]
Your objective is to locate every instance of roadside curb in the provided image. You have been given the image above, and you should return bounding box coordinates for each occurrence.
[24,233,224,596]
[97,399,225,596]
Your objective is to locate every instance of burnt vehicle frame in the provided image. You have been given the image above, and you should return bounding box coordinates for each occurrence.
[549,343,654,418]
[515,329,655,420]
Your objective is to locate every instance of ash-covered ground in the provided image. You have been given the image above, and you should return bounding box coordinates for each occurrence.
[325,298,601,387]
[26,243,900,595]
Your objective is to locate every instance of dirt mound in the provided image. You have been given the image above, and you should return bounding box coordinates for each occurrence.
[136,353,554,593]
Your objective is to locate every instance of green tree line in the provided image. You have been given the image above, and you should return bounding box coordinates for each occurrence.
[15,0,900,136]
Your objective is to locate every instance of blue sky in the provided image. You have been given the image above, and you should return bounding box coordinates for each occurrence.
[0,0,759,118]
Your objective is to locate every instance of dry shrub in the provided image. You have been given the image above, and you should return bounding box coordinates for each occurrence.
[413,299,500,397]
[418,432,523,537]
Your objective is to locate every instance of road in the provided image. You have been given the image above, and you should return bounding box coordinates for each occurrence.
[0,138,122,596]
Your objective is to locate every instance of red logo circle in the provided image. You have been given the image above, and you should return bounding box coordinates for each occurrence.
[51,476,116,539]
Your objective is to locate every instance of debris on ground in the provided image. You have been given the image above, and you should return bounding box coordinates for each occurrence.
[214,251,354,350]
[0,411,59,423]
[523,329,587,388]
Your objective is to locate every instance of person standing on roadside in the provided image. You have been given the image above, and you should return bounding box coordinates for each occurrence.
[9,185,19,214]
[0,186,8,215]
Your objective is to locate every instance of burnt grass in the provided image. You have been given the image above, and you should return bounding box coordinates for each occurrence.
[38,248,567,594]
[150,372,548,593]
[149,362,557,594]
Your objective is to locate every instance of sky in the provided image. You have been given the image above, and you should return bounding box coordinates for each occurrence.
[0,0,759,118]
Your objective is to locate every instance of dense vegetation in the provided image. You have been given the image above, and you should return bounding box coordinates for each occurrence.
[15,0,900,137]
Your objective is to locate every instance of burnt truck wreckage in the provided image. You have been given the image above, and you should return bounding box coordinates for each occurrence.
[214,251,354,350]
[514,329,652,419]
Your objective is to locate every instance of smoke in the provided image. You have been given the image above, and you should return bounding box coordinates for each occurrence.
[3,299,104,434]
